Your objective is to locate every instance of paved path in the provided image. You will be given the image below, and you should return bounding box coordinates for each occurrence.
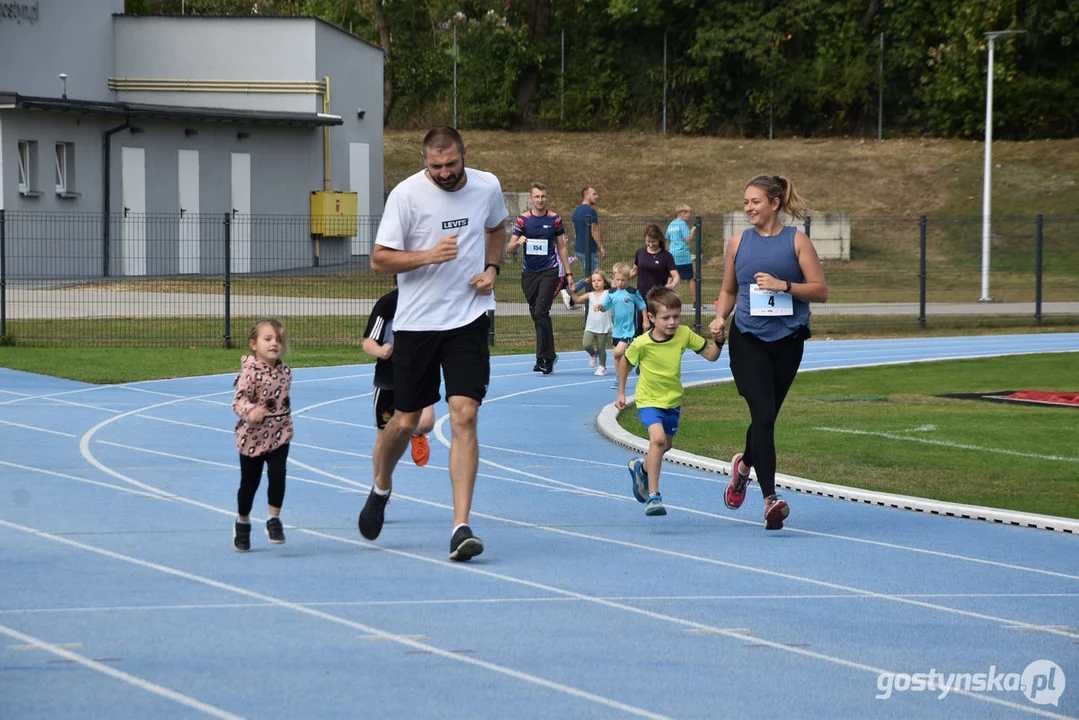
[6,287,1078,320]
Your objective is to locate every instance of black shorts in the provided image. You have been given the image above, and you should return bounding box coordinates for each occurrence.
[676,262,695,281]
[373,386,395,430]
[391,313,490,412]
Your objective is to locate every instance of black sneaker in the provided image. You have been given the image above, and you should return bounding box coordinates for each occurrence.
[358,488,390,540]
[449,525,484,562]
[233,521,251,553]
[265,516,286,544]
[541,355,558,375]
[532,362,543,373]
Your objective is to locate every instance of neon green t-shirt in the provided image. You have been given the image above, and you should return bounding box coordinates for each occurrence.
[625,325,708,409]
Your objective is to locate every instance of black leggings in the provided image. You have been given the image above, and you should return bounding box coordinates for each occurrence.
[728,324,805,498]
[237,443,289,517]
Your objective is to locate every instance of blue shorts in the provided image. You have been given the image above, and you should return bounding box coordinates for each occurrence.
[675,262,695,281]
[612,336,634,347]
[637,406,681,436]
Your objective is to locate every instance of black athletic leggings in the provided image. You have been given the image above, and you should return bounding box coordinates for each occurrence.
[728,323,805,499]
[237,443,289,517]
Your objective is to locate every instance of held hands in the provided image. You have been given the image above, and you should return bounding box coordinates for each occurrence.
[245,405,268,424]
[708,315,726,339]
[753,272,784,292]
[470,266,497,295]
[428,233,459,265]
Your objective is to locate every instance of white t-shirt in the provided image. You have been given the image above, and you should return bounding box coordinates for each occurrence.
[375,168,508,331]
[585,290,613,334]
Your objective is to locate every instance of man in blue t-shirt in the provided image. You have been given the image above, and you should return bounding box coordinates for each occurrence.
[508,182,570,374]
[569,187,606,299]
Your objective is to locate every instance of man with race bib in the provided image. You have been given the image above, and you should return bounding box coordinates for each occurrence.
[709,174,829,531]
[508,182,573,375]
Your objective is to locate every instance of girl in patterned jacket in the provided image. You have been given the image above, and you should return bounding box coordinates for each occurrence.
[231,318,293,552]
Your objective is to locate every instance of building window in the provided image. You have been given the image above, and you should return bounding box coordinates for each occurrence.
[18,140,33,194]
[55,142,77,197]
[17,140,43,197]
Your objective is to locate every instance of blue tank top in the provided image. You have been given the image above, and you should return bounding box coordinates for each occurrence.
[733,226,810,342]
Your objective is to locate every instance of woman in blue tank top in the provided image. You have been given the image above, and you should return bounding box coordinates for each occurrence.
[708,175,829,530]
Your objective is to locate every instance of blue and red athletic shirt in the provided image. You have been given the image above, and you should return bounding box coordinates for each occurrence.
[512,210,565,274]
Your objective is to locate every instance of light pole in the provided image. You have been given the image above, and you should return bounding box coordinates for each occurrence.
[980,29,1025,302]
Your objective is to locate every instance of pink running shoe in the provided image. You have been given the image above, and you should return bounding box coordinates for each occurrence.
[724,453,751,510]
[764,495,790,530]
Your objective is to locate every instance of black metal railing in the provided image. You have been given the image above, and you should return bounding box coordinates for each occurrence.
[1,210,1076,347]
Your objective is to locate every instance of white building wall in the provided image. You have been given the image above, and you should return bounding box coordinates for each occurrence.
[113,16,319,113]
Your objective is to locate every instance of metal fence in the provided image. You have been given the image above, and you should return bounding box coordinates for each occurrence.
[1,210,1076,348]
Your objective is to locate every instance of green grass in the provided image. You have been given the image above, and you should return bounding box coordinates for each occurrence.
[617,353,1079,519]
[0,344,529,384]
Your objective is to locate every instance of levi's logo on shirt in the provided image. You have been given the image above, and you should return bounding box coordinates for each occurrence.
[442,218,469,229]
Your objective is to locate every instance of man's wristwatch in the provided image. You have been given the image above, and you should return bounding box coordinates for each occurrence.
[485,263,501,275]
[785,280,792,292]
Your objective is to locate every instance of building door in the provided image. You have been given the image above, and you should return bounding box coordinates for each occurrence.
[178,149,200,274]
[230,153,251,274]
[121,146,147,276]
[349,142,371,255]
[0,118,5,211]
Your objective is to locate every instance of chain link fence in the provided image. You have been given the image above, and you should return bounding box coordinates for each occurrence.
[2,210,1076,348]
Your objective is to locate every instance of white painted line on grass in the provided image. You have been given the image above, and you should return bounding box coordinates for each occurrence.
[597,379,1079,534]
[813,426,1079,463]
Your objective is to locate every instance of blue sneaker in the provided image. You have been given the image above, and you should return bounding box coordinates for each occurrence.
[645,493,667,516]
[628,458,648,503]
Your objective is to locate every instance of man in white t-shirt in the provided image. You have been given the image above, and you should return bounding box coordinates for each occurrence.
[359,126,508,562]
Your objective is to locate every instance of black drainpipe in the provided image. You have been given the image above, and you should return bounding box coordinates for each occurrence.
[102,118,131,277]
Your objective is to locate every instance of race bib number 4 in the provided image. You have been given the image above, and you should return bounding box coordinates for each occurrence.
[525,238,549,256]
[749,283,793,316]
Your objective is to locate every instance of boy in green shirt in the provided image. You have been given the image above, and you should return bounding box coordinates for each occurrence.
[616,287,724,516]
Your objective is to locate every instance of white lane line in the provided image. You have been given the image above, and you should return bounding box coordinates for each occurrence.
[473,444,1079,579]
[77,372,1079,614]
[0,419,77,438]
[93,381,1079,591]
[0,386,113,407]
[0,623,244,720]
[813,426,1079,463]
[3,593,1077,617]
[290,457,1079,642]
[8,518,1073,719]
[469,439,1079,580]
[0,461,167,498]
[9,642,84,650]
[0,519,669,720]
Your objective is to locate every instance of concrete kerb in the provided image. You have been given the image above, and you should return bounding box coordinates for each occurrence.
[596,378,1079,535]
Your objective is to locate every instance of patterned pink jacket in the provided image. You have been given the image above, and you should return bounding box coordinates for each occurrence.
[232,355,293,456]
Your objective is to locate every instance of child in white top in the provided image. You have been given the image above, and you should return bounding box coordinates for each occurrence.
[570,269,613,375]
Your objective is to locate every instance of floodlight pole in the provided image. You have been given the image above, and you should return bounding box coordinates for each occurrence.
[980,29,1024,302]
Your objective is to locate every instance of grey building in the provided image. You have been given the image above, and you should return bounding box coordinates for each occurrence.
[0,0,384,277]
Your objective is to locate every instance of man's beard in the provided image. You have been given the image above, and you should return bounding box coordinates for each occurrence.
[431,169,465,190]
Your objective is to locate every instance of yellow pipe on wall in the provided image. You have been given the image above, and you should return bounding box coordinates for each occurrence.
[108,78,325,93]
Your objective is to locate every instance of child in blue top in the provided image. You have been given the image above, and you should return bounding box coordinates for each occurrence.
[596,262,647,381]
